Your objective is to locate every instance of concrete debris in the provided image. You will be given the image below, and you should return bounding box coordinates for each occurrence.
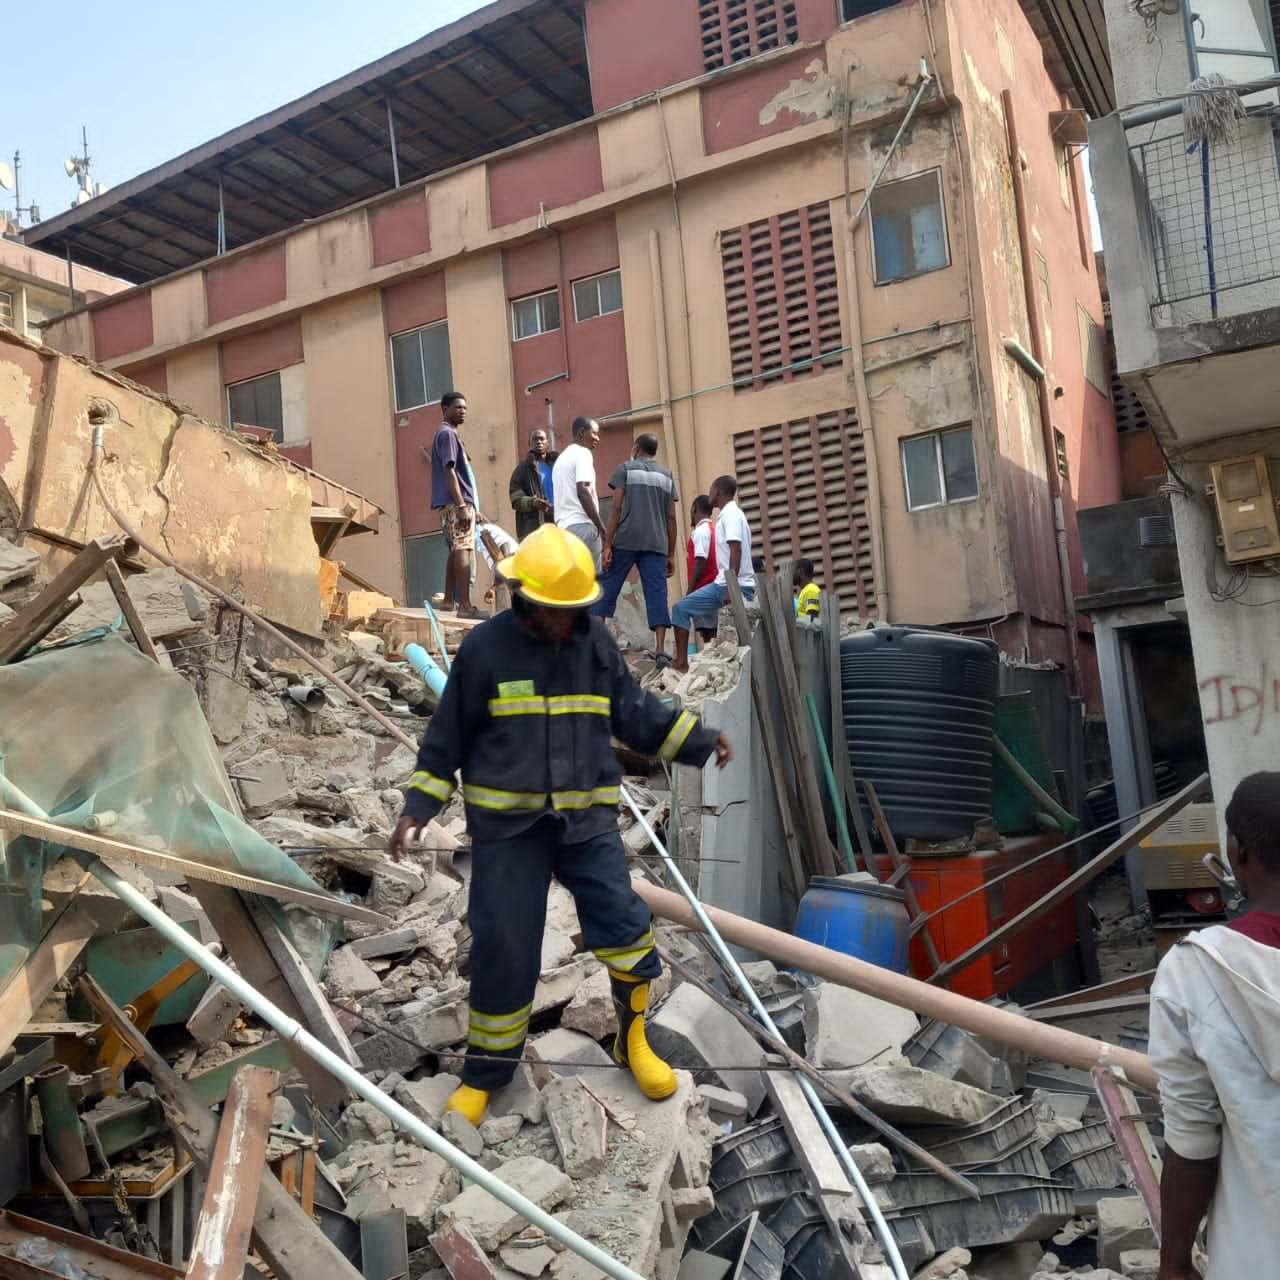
[802,982,919,1070]
[442,1109,486,1159]
[501,1241,559,1276]
[560,967,614,1039]
[1118,1249,1160,1279]
[0,539,40,586]
[526,1028,615,1087]
[437,1155,574,1251]
[396,1074,463,1128]
[70,565,204,639]
[543,1076,609,1177]
[481,1114,526,1147]
[324,945,384,999]
[1096,1197,1157,1271]
[916,1248,973,1280]
[826,1063,1002,1127]
[696,1084,748,1119]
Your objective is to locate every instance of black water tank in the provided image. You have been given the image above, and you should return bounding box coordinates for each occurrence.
[840,626,999,841]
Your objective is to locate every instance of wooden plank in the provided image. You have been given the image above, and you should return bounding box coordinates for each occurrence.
[1027,993,1151,1023]
[0,808,388,927]
[725,577,807,902]
[0,536,127,663]
[824,592,873,867]
[863,780,943,978]
[755,578,840,878]
[0,1211,183,1280]
[192,886,353,1119]
[78,975,364,1280]
[1025,969,1157,1012]
[0,905,97,1058]
[103,560,162,662]
[928,773,1210,987]
[187,1066,280,1280]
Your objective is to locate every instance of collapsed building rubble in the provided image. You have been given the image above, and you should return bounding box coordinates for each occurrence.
[0,333,1177,1280]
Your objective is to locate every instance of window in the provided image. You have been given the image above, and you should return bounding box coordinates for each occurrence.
[700,0,798,72]
[1186,0,1279,102]
[572,270,623,322]
[901,426,978,510]
[391,321,453,412]
[1054,428,1069,480]
[0,291,11,328]
[870,171,950,284]
[721,203,843,391]
[227,372,284,441]
[839,0,898,19]
[511,289,561,341]
[1077,303,1108,394]
[733,407,877,616]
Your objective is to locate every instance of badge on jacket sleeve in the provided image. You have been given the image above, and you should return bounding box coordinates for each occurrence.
[497,679,536,698]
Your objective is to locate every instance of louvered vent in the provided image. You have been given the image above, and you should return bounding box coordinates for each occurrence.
[1139,514,1176,548]
[700,0,799,71]
[733,407,877,617]
[721,204,843,392]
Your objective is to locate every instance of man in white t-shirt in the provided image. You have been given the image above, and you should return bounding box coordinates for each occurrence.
[671,474,755,672]
[552,416,606,571]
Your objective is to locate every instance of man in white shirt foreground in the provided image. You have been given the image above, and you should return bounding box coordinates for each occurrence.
[1148,770,1280,1280]
[552,416,606,571]
[670,474,755,673]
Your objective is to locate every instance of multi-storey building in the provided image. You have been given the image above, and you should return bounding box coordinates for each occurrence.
[1087,0,1280,832]
[33,0,1119,701]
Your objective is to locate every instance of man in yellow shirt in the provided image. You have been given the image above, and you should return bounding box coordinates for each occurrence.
[794,558,821,621]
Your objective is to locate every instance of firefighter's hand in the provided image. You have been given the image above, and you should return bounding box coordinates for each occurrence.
[389,815,426,861]
[713,733,733,768]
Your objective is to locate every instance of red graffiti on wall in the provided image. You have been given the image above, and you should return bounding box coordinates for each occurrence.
[1200,666,1280,736]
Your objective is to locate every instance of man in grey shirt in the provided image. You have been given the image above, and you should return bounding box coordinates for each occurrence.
[594,434,678,657]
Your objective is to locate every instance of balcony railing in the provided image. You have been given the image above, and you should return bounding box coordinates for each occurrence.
[1126,111,1280,319]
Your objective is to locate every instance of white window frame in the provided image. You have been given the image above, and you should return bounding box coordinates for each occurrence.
[390,320,453,413]
[511,288,561,341]
[226,370,284,442]
[901,425,979,511]
[868,169,951,286]
[0,291,12,328]
[572,269,623,323]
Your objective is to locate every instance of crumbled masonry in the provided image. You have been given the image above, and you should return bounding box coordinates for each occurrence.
[0,531,1162,1280]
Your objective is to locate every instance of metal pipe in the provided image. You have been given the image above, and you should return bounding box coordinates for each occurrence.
[621,788,910,1280]
[79,855,646,1280]
[852,64,936,226]
[35,1064,91,1181]
[386,101,401,190]
[524,370,570,393]
[804,691,857,873]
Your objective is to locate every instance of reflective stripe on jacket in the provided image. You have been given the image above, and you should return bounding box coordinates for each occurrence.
[401,606,718,840]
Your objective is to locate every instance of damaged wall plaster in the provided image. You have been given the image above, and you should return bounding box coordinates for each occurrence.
[758,59,838,126]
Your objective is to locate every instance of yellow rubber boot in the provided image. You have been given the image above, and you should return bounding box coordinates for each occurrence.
[610,972,677,1101]
[444,1083,490,1125]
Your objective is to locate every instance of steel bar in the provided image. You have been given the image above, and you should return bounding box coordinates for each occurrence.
[1093,1067,1163,1236]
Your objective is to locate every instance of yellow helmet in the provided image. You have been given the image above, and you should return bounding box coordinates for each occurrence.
[497,524,602,608]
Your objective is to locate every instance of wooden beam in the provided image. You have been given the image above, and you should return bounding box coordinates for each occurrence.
[103,561,162,662]
[0,536,127,663]
[0,905,97,1058]
[927,773,1209,987]
[78,975,364,1280]
[0,809,388,926]
[1025,968,1157,1013]
[1027,993,1151,1022]
[187,1066,279,1280]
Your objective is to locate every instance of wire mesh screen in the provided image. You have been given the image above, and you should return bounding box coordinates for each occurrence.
[1131,118,1280,309]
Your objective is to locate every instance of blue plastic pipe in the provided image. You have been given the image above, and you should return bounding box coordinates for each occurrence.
[404,643,448,699]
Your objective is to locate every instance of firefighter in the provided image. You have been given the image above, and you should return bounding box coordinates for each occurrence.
[389,523,733,1123]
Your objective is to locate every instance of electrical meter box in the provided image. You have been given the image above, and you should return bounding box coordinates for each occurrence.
[1209,454,1280,564]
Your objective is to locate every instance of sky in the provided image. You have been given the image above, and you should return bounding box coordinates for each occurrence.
[2,1,491,223]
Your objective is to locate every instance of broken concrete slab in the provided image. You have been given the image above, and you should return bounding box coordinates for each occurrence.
[343,1099,396,1144]
[696,1084,748,1119]
[0,539,39,587]
[436,1154,573,1251]
[647,982,767,1115]
[367,863,428,917]
[526,1028,614,1087]
[488,1065,546,1125]
[560,967,614,1040]
[376,1148,462,1249]
[501,1242,557,1277]
[235,749,295,816]
[1097,1196,1157,1271]
[480,1114,524,1147]
[356,997,467,1073]
[1118,1249,1159,1280]
[543,1076,608,1178]
[70,565,204,638]
[430,1218,499,1277]
[395,1073,462,1128]
[826,1064,1001,1127]
[545,881,581,941]
[325,946,384,999]
[802,982,918,1070]
[442,1109,485,1159]
[540,930,577,972]
[349,920,437,960]
[344,786,396,834]
[156,884,216,944]
[533,958,594,1016]
[670,1185,715,1223]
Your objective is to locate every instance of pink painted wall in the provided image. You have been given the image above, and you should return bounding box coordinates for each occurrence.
[125,360,169,395]
[205,244,287,325]
[504,220,632,474]
[91,292,154,361]
[370,191,431,267]
[221,318,304,385]
[585,0,704,111]
[795,0,840,41]
[488,129,605,227]
[701,50,828,155]
[384,273,447,336]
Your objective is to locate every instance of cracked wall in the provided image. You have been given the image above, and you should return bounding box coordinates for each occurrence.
[0,329,322,636]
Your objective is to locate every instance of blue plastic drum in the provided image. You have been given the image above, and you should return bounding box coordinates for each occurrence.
[794,875,910,973]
